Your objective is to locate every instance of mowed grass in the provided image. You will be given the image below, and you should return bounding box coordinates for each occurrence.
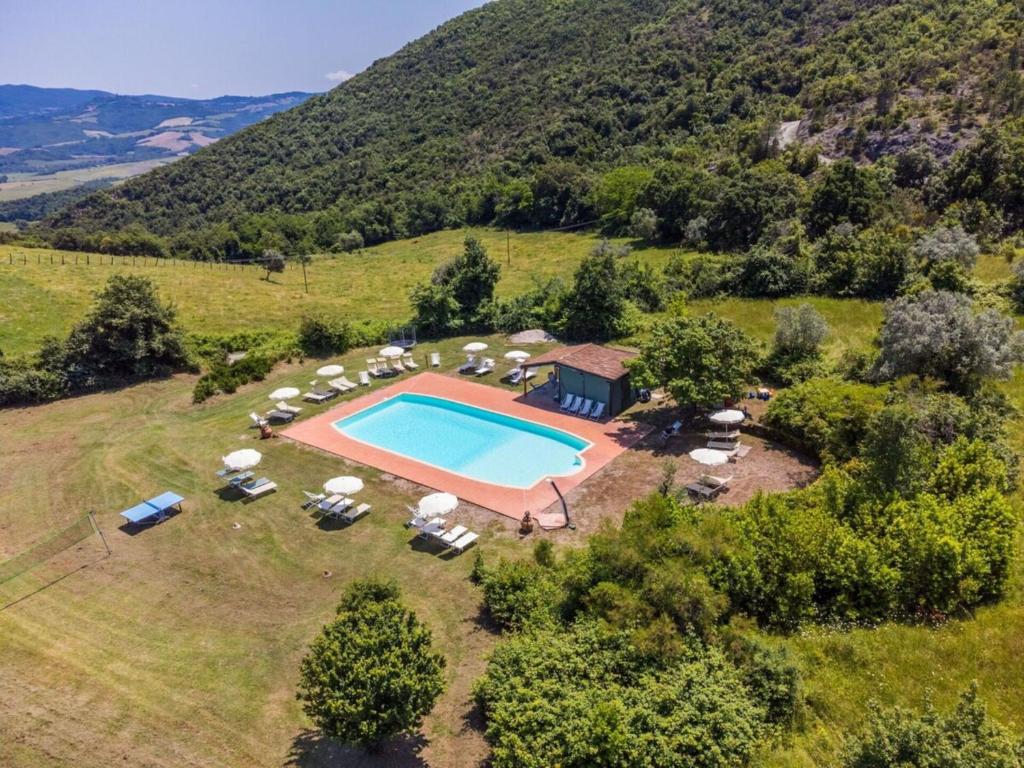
[0,230,679,355]
[0,334,540,768]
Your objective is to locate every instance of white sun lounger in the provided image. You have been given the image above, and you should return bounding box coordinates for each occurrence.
[577,398,594,417]
[559,393,575,410]
[589,401,606,420]
[449,531,479,554]
[416,517,447,538]
[323,497,355,518]
[249,411,268,427]
[390,358,406,373]
[475,358,495,376]
[302,491,326,509]
[340,502,371,524]
[276,401,302,414]
[403,353,419,369]
[508,368,523,385]
[523,367,537,382]
[329,376,357,392]
[458,355,476,373]
[430,351,441,367]
[240,478,277,498]
[358,370,371,386]
[317,494,344,511]
[567,395,584,414]
[439,525,468,545]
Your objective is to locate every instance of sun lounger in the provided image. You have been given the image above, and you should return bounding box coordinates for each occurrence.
[322,497,355,518]
[685,474,732,500]
[266,409,295,423]
[707,439,740,451]
[303,390,333,403]
[589,401,606,420]
[416,517,447,538]
[475,358,495,376]
[249,411,268,428]
[577,398,594,418]
[403,353,419,369]
[523,367,537,382]
[240,477,277,498]
[567,395,583,414]
[358,370,371,386]
[276,401,302,414]
[439,525,468,545]
[559,392,575,411]
[329,376,357,392]
[317,494,344,511]
[661,420,683,440]
[340,502,372,524]
[728,444,751,460]
[389,358,406,373]
[376,357,391,372]
[302,491,326,509]
[227,471,256,488]
[366,358,382,376]
[119,491,184,525]
[449,531,479,554]
[430,352,441,367]
[458,355,477,373]
[507,368,523,385]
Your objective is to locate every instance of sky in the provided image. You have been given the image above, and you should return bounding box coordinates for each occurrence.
[0,0,487,98]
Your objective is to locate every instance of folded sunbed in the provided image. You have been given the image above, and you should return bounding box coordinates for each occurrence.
[430,352,441,367]
[358,371,372,386]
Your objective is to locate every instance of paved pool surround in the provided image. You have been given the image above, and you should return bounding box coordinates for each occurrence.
[282,372,652,519]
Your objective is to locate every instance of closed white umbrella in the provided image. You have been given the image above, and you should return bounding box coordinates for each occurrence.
[418,492,458,517]
[463,342,488,353]
[709,409,745,426]
[504,350,531,361]
[223,449,262,471]
[689,448,730,466]
[324,476,364,495]
[316,364,344,377]
[379,346,405,358]
[269,386,300,401]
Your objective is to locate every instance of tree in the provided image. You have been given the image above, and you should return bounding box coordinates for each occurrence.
[297,579,445,749]
[261,248,286,281]
[773,304,829,359]
[63,274,188,384]
[560,245,627,341]
[629,207,659,240]
[806,160,881,237]
[843,685,1024,768]
[875,291,1024,393]
[446,236,501,322]
[409,281,462,336]
[628,315,757,407]
[912,226,980,269]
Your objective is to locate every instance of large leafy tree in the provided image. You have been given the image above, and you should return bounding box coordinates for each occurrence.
[63,274,188,383]
[445,236,501,320]
[806,160,881,236]
[628,314,757,407]
[875,291,1024,393]
[560,245,627,341]
[297,579,446,749]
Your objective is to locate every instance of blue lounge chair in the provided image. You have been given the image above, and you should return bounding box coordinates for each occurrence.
[589,401,606,420]
[559,393,575,411]
[577,398,594,417]
[567,395,584,414]
[120,491,184,525]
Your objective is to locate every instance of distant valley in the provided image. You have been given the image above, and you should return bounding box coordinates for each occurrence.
[0,84,313,206]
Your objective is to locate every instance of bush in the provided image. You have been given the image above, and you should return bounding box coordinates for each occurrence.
[333,229,364,252]
[843,685,1024,768]
[477,558,561,630]
[772,304,829,359]
[762,379,887,462]
[297,579,446,749]
[297,314,355,356]
[193,353,275,403]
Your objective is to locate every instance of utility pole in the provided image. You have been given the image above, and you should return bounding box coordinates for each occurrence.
[506,230,511,266]
[301,254,309,294]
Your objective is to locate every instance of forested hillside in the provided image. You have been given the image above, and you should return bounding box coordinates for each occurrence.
[43,0,1024,259]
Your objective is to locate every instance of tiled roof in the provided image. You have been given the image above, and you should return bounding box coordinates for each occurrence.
[524,344,636,381]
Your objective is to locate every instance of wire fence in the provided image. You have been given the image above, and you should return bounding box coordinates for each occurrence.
[2,250,265,270]
[0,513,99,585]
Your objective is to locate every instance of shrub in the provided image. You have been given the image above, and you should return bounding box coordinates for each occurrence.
[477,558,561,630]
[560,245,627,341]
[333,229,364,252]
[773,304,829,359]
[297,579,445,749]
[297,314,355,356]
[843,685,1024,768]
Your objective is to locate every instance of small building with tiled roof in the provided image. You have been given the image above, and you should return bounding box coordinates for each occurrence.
[522,343,638,418]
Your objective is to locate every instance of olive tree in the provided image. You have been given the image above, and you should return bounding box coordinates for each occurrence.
[773,304,829,359]
[912,225,980,269]
[297,579,445,749]
[875,291,1024,393]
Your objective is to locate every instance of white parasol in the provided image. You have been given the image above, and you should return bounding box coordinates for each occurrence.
[417,492,458,517]
[223,449,262,471]
[689,448,730,466]
[269,387,300,401]
[709,409,745,426]
[504,350,531,361]
[379,346,405,358]
[462,342,488,353]
[316,364,344,377]
[323,476,364,495]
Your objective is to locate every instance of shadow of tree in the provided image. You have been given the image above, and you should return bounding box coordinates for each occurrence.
[287,730,429,768]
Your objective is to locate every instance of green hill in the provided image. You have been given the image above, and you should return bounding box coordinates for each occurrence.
[44,0,1024,255]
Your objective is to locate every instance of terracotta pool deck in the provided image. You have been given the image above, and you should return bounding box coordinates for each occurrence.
[281,371,653,519]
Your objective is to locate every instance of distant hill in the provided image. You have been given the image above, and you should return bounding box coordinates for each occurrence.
[0,84,314,175]
[44,0,1024,252]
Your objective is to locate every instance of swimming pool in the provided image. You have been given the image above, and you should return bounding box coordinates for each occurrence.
[333,393,590,488]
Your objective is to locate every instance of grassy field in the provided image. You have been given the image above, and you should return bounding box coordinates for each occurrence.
[0,230,678,356]
[0,159,172,202]
[1,230,1022,766]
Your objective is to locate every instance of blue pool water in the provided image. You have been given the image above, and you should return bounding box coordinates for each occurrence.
[333,393,589,488]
